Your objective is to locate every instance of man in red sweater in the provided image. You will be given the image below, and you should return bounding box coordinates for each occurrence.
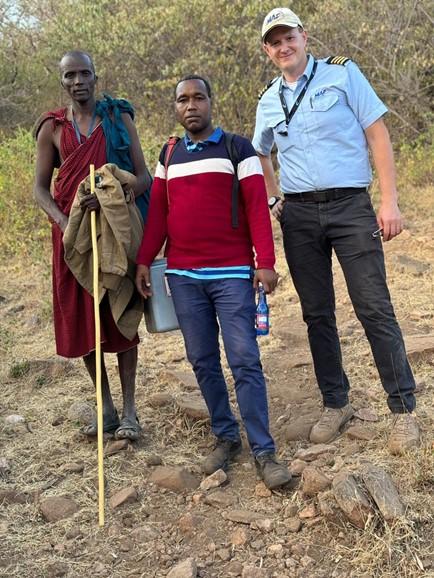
[136,75,290,489]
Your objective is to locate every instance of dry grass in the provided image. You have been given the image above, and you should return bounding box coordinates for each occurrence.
[0,181,433,578]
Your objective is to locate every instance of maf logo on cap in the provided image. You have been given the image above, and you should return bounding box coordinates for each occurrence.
[261,7,303,41]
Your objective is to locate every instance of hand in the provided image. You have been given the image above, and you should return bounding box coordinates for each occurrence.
[271,199,284,222]
[253,269,278,294]
[376,201,403,242]
[135,264,152,299]
[80,193,100,212]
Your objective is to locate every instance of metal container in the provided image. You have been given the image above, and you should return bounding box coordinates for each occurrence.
[143,258,179,333]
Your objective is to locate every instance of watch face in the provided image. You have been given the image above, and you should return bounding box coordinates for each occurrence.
[268,196,279,208]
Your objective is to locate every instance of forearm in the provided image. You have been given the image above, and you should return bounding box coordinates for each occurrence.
[365,119,398,206]
[257,153,280,198]
[34,186,67,228]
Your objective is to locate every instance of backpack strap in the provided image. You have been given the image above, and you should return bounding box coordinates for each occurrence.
[164,136,181,206]
[223,132,240,229]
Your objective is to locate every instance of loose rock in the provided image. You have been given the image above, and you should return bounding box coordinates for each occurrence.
[332,471,374,528]
[302,466,331,496]
[294,444,336,462]
[354,408,379,422]
[288,459,307,476]
[286,517,302,533]
[204,490,236,508]
[167,557,197,578]
[178,513,202,534]
[67,402,95,425]
[200,468,227,491]
[131,524,159,541]
[4,414,25,425]
[39,496,79,522]
[146,455,163,466]
[254,482,272,498]
[405,334,434,363]
[0,489,32,505]
[105,439,129,456]
[231,527,249,546]
[284,503,298,518]
[284,418,314,441]
[299,504,317,519]
[150,466,199,492]
[176,393,209,420]
[251,518,274,533]
[0,457,11,478]
[345,424,376,441]
[148,392,174,407]
[223,509,266,525]
[163,370,199,391]
[362,464,405,522]
[109,486,138,509]
[241,565,270,578]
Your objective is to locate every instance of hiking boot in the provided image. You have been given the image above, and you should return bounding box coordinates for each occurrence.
[309,403,354,444]
[388,413,420,455]
[202,438,242,475]
[255,453,291,490]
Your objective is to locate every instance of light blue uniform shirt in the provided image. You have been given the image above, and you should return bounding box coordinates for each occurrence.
[252,55,388,194]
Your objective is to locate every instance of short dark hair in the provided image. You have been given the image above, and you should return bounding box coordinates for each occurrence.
[175,75,212,98]
[59,50,96,74]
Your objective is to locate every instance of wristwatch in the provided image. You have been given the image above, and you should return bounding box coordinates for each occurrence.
[268,196,282,210]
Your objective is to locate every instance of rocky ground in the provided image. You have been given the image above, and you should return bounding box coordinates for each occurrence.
[0,198,433,578]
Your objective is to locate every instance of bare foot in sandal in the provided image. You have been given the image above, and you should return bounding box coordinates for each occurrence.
[115,415,142,441]
[81,409,120,437]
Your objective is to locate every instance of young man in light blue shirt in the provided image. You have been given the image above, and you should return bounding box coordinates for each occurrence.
[253,7,420,455]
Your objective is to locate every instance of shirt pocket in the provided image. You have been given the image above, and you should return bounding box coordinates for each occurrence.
[310,92,339,112]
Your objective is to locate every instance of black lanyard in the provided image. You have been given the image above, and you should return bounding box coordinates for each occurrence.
[278,59,317,136]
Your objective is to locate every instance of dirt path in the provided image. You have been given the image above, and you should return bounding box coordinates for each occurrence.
[0,215,433,578]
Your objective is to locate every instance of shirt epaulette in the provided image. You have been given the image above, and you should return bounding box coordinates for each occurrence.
[258,77,279,100]
[326,56,351,66]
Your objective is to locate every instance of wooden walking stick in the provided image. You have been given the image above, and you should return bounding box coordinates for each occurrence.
[89,164,105,526]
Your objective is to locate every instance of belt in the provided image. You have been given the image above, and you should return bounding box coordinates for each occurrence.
[284,187,367,202]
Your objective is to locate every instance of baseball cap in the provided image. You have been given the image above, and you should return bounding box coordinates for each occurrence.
[261,7,303,41]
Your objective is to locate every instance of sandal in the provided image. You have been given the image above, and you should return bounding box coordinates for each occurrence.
[80,409,120,437]
[115,415,142,441]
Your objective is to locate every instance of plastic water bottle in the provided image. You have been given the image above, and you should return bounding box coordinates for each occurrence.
[256,285,269,336]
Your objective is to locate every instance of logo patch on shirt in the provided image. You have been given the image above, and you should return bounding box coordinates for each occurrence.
[314,88,327,98]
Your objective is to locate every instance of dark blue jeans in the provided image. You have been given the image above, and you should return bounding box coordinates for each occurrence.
[280,192,416,414]
[167,275,275,455]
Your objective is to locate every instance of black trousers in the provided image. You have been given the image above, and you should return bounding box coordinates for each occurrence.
[280,191,416,413]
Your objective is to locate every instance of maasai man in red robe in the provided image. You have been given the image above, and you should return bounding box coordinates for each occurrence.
[34,51,150,440]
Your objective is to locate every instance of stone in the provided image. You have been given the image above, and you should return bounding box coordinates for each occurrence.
[302,466,331,496]
[251,518,274,533]
[284,503,298,518]
[254,482,272,498]
[345,424,376,441]
[226,561,244,576]
[131,524,159,541]
[294,444,337,462]
[109,486,138,509]
[286,517,302,533]
[178,513,202,534]
[204,490,236,508]
[67,402,95,425]
[354,408,379,422]
[362,464,405,522]
[0,457,11,478]
[46,562,68,577]
[395,254,430,276]
[148,392,174,407]
[404,334,434,363]
[317,491,342,521]
[105,439,129,456]
[150,466,200,492]
[146,455,163,466]
[299,504,317,519]
[118,537,133,552]
[167,557,197,578]
[216,548,232,561]
[62,462,85,474]
[332,471,374,528]
[176,394,209,420]
[288,459,307,476]
[163,370,199,391]
[51,416,65,427]
[223,509,266,525]
[3,414,25,424]
[241,565,270,578]
[39,496,79,522]
[65,526,82,540]
[284,418,314,441]
[0,489,32,505]
[200,468,227,491]
[231,527,249,546]
[267,544,284,557]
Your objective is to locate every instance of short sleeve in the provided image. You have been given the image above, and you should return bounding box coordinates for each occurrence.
[345,62,388,130]
[252,101,275,156]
